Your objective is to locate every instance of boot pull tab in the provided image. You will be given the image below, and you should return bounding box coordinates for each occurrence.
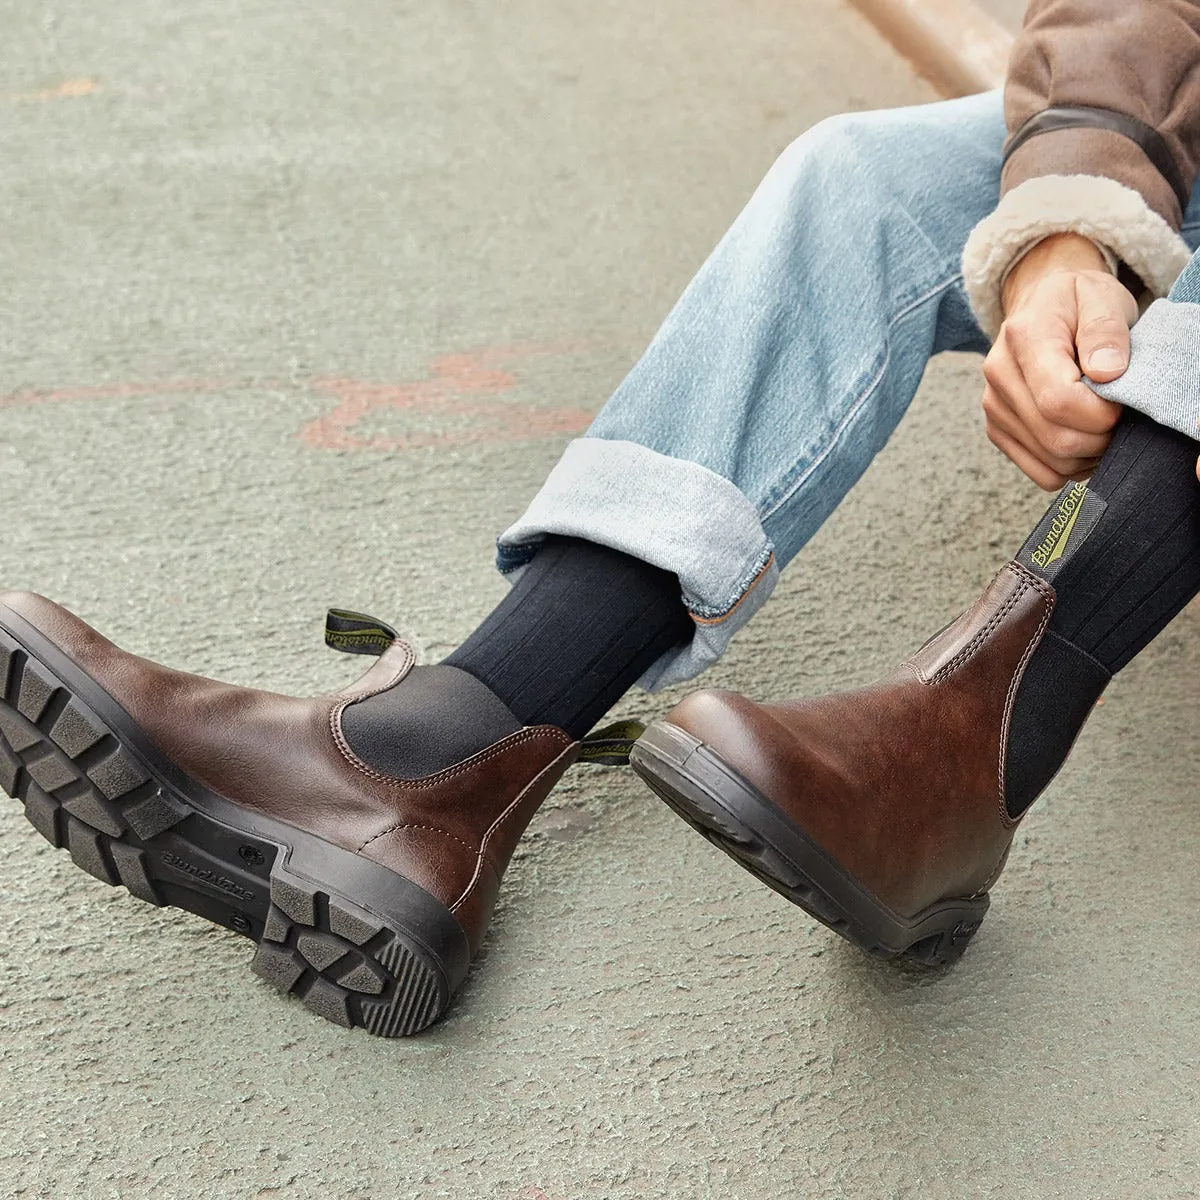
[324,609,399,657]
[578,718,646,767]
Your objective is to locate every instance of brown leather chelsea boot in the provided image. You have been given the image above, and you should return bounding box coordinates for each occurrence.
[0,591,578,1036]
[629,562,1062,965]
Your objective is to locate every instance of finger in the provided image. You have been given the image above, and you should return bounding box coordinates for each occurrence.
[983,353,1113,466]
[1006,313,1123,436]
[1075,273,1137,382]
[981,380,1093,481]
[984,421,1072,491]
[1020,348,1123,436]
[995,390,1111,464]
[984,393,1104,480]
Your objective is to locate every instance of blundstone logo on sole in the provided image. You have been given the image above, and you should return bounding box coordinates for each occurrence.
[1018,481,1107,582]
[160,850,257,902]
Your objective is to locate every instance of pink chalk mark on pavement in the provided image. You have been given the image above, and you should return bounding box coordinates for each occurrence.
[10,78,99,103]
[299,342,594,451]
[0,343,594,451]
[0,378,233,409]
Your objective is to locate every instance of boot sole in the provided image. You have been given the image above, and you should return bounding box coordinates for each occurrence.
[0,606,471,1037]
[629,721,989,966]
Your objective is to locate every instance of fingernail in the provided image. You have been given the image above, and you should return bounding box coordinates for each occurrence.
[1087,348,1125,373]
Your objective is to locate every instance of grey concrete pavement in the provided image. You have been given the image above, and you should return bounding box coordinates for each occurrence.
[3,1,1199,1197]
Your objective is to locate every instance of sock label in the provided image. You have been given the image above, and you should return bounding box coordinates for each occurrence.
[1016,481,1107,582]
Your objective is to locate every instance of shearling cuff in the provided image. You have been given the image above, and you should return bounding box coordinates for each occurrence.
[962,174,1192,339]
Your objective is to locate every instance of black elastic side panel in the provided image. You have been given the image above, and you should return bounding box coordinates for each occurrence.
[341,664,522,780]
[1004,630,1111,818]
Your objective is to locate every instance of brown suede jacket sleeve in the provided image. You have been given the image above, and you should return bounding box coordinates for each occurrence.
[1005,0,1200,228]
[962,0,1200,337]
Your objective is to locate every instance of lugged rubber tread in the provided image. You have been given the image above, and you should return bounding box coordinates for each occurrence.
[16,661,57,722]
[22,785,59,845]
[338,960,386,995]
[72,735,118,772]
[262,908,292,944]
[86,748,149,801]
[0,640,13,693]
[297,931,349,972]
[251,943,307,992]
[253,875,451,1037]
[108,841,162,905]
[61,786,125,838]
[0,705,41,754]
[0,615,466,1038]
[270,878,318,927]
[123,789,187,840]
[25,750,82,796]
[65,815,119,885]
[0,740,21,795]
[328,902,379,947]
[302,977,353,1028]
[362,943,443,1037]
[49,699,107,758]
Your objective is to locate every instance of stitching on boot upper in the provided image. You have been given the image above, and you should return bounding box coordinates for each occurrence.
[449,743,578,915]
[921,587,1021,685]
[996,567,1056,829]
[357,821,476,857]
[920,564,1053,685]
[973,845,1013,896]
[326,643,416,765]
[326,642,416,769]
[337,641,415,702]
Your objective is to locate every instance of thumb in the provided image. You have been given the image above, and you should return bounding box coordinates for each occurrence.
[1075,273,1135,383]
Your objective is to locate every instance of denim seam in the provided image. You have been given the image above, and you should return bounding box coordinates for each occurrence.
[497,556,533,577]
[759,272,964,525]
[686,547,776,622]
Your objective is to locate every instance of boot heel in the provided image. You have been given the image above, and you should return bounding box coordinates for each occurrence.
[905,916,985,967]
[251,870,453,1037]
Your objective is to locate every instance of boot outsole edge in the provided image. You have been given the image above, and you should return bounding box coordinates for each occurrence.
[629,720,988,967]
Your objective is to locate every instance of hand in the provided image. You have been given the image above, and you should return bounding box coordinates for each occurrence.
[982,232,1136,490]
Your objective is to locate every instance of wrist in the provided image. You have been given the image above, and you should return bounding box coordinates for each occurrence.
[1001,232,1111,316]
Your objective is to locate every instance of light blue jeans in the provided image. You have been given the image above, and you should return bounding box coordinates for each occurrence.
[1093,253,1200,428]
[499,91,1200,688]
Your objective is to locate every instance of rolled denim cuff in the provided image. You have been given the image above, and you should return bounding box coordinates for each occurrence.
[497,438,778,689]
[1089,299,1200,441]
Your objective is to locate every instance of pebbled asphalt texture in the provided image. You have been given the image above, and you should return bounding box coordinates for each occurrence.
[2,1,1199,1197]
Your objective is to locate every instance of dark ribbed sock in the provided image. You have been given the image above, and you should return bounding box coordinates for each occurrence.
[444,535,695,737]
[341,536,693,779]
[1005,408,1200,815]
